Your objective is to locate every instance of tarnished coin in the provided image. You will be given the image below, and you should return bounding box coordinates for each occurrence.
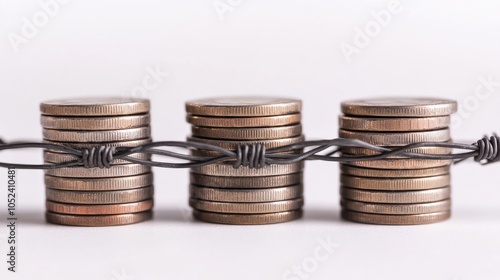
[190,184,303,202]
[341,98,457,117]
[192,162,304,177]
[192,209,302,225]
[345,159,452,169]
[46,186,154,204]
[189,198,304,214]
[187,135,305,150]
[340,164,450,178]
[187,113,301,128]
[339,129,450,146]
[43,150,150,165]
[46,211,153,226]
[44,164,151,178]
[340,186,451,203]
[340,174,450,190]
[192,124,302,140]
[46,199,154,215]
[341,209,451,225]
[186,97,302,117]
[44,173,153,191]
[41,98,150,116]
[340,198,451,215]
[41,114,150,130]
[339,115,450,131]
[190,173,303,188]
[44,138,152,150]
[43,126,151,142]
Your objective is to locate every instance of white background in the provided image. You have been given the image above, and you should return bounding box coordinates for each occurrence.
[1,1,500,279]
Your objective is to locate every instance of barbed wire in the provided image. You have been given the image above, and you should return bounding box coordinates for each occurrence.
[0,135,498,170]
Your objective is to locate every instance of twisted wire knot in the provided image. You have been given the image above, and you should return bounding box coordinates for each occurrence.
[233,144,267,169]
[474,135,500,164]
[81,146,116,168]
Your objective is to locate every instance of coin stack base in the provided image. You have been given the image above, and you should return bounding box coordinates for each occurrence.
[339,98,457,225]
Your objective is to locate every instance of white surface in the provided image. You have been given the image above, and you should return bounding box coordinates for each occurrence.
[1,1,500,279]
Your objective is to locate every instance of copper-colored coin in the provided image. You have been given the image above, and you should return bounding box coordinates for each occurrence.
[339,129,450,146]
[46,211,153,226]
[190,184,303,202]
[44,138,152,150]
[43,127,151,142]
[192,124,302,140]
[46,186,154,204]
[340,174,450,190]
[341,98,457,117]
[46,199,154,215]
[186,97,302,117]
[190,173,303,188]
[340,186,451,203]
[187,135,305,150]
[41,98,150,116]
[192,162,304,177]
[187,113,301,128]
[44,173,153,191]
[41,114,150,130]
[44,163,151,178]
[345,159,452,169]
[340,198,451,215]
[338,115,450,131]
[341,145,451,158]
[189,198,304,214]
[192,209,302,225]
[341,209,450,225]
[43,150,150,165]
[340,164,450,178]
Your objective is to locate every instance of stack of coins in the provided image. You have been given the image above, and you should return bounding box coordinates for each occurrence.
[185,97,305,225]
[338,98,457,225]
[40,98,154,226]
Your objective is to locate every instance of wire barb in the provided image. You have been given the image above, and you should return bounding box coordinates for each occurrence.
[474,135,500,164]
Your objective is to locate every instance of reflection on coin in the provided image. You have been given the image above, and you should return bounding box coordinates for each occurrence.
[190,185,303,202]
[340,174,450,190]
[340,164,450,178]
[191,125,302,140]
[41,98,150,116]
[43,127,151,142]
[189,173,303,188]
[44,164,151,178]
[341,209,451,225]
[340,186,451,203]
[44,173,153,191]
[46,186,154,204]
[189,198,303,214]
[345,159,451,169]
[340,198,451,215]
[186,97,302,117]
[41,114,150,130]
[192,209,302,225]
[341,98,457,117]
[187,136,305,150]
[43,150,150,165]
[46,199,154,215]
[339,115,450,131]
[46,211,153,226]
[192,162,304,177]
[339,129,450,146]
[187,114,301,128]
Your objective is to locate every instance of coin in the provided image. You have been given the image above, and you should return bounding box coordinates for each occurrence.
[46,211,153,226]
[340,198,451,215]
[46,199,154,215]
[189,173,303,188]
[339,129,450,146]
[192,209,302,225]
[43,150,150,165]
[191,124,302,140]
[44,173,153,191]
[187,113,301,128]
[41,98,150,116]
[340,164,450,178]
[46,186,154,204]
[44,164,151,178]
[340,186,451,203]
[340,174,450,190]
[44,138,152,150]
[43,126,151,142]
[341,145,451,157]
[41,114,150,130]
[341,209,450,225]
[345,159,451,169]
[185,97,302,117]
[189,198,304,214]
[187,135,305,150]
[190,184,303,202]
[192,162,304,177]
[341,98,457,117]
[339,115,450,131]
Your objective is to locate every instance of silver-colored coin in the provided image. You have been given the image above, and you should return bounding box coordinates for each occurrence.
[340,198,451,215]
[189,172,303,188]
[340,174,450,190]
[44,163,151,178]
[192,162,304,177]
[43,126,151,142]
[192,209,302,225]
[44,173,153,191]
[46,211,153,226]
[341,98,457,117]
[43,138,152,150]
[340,164,450,178]
[46,186,154,204]
[345,159,452,169]
[339,129,450,146]
[41,114,150,130]
[43,151,150,165]
[340,186,451,203]
[187,135,305,150]
[189,198,304,214]
[191,124,302,140]
[187,113,301,128]
[341,145,452,158]
[46,199,154,215]
[41,98,150,116]
[190,184,303,202]
[341,209,451,225]
[338,115,451,131]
